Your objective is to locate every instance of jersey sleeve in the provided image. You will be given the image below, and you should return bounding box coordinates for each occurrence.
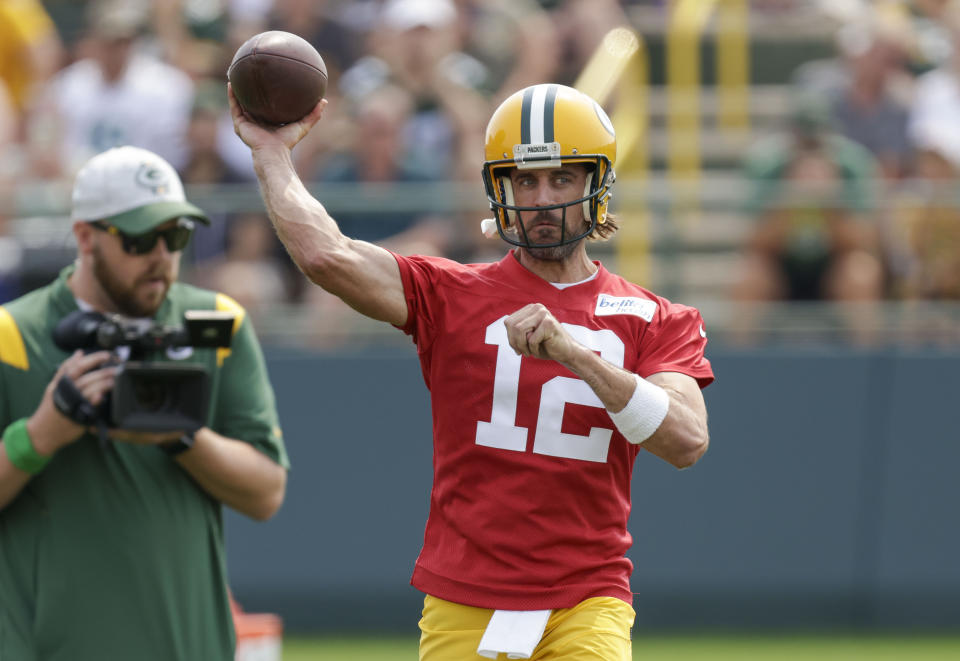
[636,301,714,388]
[392,252,448,353]
[209,313,289,468]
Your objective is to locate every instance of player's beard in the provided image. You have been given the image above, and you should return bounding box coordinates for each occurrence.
[522,210,585,262]
[92,244,172,318]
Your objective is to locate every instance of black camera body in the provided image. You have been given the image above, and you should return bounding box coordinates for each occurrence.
[53,310,235,431]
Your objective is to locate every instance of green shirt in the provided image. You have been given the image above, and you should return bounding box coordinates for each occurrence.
[0,266,288,661]
[743,132,879,217]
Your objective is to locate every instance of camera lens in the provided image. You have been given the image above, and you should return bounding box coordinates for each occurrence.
[133,380,173,412]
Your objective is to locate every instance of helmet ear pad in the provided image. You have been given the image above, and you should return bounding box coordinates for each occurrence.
[580,163,607,226]
[582,170,595,223]
[592,164,615,227]
[498,175,517,228]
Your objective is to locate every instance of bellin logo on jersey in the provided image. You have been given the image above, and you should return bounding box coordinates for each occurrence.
[594,294,657,321]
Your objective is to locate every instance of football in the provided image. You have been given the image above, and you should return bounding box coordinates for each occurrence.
[227,31,328,126]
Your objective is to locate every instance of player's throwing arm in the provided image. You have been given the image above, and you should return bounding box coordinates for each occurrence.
[226,52,407,326]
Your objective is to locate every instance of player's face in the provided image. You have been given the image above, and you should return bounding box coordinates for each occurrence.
[509,164,590,261]
[90,219,182,318]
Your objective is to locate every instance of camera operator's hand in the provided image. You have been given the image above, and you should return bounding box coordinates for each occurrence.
[26,351,119,455]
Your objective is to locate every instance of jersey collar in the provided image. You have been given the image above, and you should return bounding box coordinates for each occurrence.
[501,250,606,300]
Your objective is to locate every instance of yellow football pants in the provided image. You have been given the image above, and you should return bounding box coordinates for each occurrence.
[418,594,634,660]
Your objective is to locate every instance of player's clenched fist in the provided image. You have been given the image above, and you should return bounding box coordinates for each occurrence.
[504,303,579,363]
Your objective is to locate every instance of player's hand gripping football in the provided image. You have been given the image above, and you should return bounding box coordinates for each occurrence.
[504,303,580,364]
[228,83,326,153]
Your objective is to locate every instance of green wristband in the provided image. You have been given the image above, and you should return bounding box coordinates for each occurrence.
[3,418,52,474]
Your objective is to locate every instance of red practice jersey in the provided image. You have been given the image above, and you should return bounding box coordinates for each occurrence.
[394,251,714,611]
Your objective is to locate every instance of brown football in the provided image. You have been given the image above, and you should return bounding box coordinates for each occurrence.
[228,31,327,126]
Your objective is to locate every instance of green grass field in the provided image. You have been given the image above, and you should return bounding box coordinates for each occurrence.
[281,634,960,660]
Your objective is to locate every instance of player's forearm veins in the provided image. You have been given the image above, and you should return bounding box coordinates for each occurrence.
[254,148,341,274]
[557,341,636,412]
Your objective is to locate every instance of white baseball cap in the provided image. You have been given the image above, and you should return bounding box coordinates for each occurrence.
[381,0,456,31]
[71,146,209,234]
[912,116,960,172]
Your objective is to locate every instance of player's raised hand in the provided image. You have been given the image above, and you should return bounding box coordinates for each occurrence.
[504,303,579,363]
[228,84,326,153]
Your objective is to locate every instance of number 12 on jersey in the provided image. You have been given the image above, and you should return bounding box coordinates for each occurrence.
[474,316,626,463]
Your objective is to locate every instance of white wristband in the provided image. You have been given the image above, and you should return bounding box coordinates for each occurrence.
[608,374,670,445]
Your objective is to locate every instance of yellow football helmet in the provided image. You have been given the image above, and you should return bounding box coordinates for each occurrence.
[482,84,616,248]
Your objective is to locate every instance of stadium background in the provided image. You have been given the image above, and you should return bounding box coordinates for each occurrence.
[2,0,960,657]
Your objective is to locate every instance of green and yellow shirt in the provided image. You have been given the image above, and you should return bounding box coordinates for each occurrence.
[0,266,288,661]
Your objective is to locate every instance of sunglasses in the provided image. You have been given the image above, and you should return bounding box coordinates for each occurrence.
[91,218,195,255]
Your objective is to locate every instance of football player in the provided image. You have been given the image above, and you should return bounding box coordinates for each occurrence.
[231,82,713,660]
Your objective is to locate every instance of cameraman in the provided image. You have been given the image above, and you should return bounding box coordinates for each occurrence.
[0,146,289,660]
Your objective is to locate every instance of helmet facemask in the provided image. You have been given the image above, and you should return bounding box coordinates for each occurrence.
[482,155,615,250]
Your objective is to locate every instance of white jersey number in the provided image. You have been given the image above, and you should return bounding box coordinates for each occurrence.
[475,316,625,463]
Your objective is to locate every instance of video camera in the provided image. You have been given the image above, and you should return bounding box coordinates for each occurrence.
[52,309,235,432]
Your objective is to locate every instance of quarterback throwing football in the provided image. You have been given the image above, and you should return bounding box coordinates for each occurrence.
[231,82,714,660]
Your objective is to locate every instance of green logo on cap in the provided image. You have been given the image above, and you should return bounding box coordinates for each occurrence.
[136,163,170,195]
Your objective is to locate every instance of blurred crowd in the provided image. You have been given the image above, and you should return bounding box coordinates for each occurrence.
[0,0,634,337]
[3,0,960,346]
[731,0,960,344]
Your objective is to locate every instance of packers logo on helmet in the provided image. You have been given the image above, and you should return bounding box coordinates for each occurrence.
[482,84,617,249]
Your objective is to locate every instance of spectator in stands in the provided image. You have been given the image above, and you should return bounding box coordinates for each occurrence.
[0,95,20,301]
[896,119,960,302]
[0,78,16,183]
[178,81,250,265]
[300,84,454,347]
[548,0,632,87]
[452,0,561,102]
[732,94,886,344]
[151,0,230,73]
[191,212,293,321]
[0,0,63,137]
[27,0,194,177]
[0,77,23,302]
[266,0,364,82]
[339,0,488,181]
[793,6,915,179]
[885,111,960,343]
[908,0,960,174]
[181,83,239,186]
[315,84,451,254]
[0,72,38,303]
[890,1,960,314]
[0,0,62,263]
[216,1,363,182]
